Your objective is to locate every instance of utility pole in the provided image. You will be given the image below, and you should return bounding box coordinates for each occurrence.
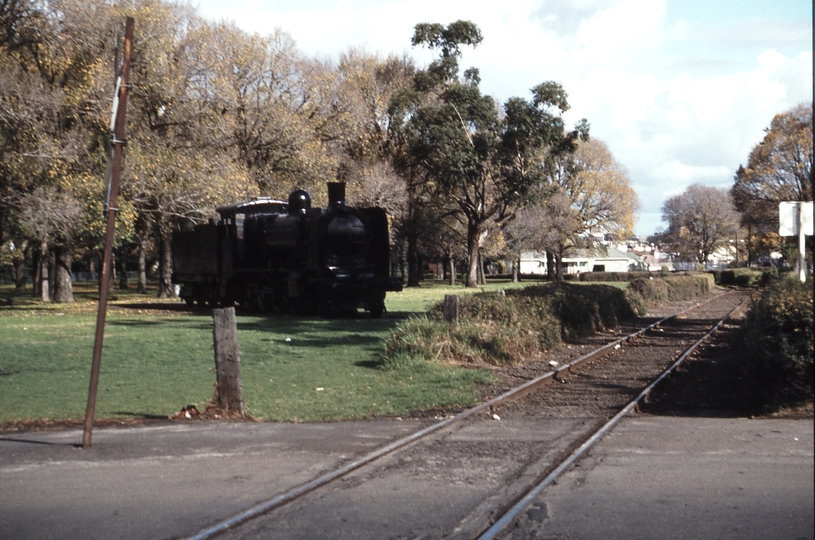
[83,17,134,448]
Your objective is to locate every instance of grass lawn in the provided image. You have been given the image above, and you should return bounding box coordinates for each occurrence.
[0,279,538,425]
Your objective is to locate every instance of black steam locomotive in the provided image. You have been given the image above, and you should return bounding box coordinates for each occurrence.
[171,182,402,317]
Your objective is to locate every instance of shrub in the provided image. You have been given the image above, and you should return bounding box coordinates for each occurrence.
[734,272,758,287]
[624,287,648,316]
[380,283,636,368]
[664,274,711,300]
[718,269,762,287]
[736,278,814,409]
[579,271,645,282]
[509,283,637,339]
[629,276,668,308]
[759,268,778,287]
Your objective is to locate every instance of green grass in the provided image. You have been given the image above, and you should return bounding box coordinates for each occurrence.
[0,279,524,425]
[384,279,537,314]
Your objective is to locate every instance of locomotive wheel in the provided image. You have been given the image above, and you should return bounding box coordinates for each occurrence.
[368,292,387,318]
[253,293,273,313]
[251,280,276,313]
[369,301,385,318]
[318,301,338,318]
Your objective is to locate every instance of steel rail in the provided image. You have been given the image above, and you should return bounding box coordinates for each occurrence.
[475,295,750,540]
[185,290,735,540]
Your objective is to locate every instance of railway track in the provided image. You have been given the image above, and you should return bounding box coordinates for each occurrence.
[186,289,752,540]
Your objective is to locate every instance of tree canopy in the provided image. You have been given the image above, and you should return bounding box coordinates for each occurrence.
[662,184,739,264]
[389,20,589,287]
[732,103,813,263]
[0,8,650,300]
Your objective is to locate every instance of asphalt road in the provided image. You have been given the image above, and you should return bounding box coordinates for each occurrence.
[0,420,428,540]
[2,416,812,540]
[506,416,814,540]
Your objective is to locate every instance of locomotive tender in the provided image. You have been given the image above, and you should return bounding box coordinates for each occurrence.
[172,182,402,317]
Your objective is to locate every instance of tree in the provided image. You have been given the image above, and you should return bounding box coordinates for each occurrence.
[506,189,578,281]
[0,0,124,301]
[732,103,813,264]
[509,138,638,281]
[662,184,739,264]
[391,21,587,287]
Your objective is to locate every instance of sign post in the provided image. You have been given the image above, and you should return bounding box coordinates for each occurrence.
[779,201,813,283]
[83,17,134,448]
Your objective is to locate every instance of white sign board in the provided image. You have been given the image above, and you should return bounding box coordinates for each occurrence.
[779,201,814,236]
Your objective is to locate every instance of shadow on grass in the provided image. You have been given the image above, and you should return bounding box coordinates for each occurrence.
[354,359,383,369]
[111,302,208,314]
[106,318,212,330]
[239,314,402,337]
[266,332,388,349]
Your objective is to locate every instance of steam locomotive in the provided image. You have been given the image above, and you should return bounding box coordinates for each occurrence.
[171,182,402,317]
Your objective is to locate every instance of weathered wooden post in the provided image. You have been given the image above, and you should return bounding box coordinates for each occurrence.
[212,306,246,416]
[83,17,134,448]
[443,294,459,323]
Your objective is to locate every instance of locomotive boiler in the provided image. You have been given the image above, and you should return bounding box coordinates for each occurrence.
[172,182,402,317]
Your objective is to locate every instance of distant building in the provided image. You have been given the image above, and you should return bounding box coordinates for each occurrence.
[521,246,639,275]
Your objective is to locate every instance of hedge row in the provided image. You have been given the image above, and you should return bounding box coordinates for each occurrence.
[578,271,655,282]
[380,275,714,369]
[380,283,634,368]
[709,268,771,287]
[735,277,813,409]
[624,274,713,315]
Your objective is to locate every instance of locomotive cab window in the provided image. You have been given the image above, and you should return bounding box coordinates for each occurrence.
[236,213,245,259]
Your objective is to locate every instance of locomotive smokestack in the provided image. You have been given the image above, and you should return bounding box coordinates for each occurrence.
[328,182,346,207]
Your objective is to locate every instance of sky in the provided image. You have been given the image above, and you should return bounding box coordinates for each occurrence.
[191,0,812,236]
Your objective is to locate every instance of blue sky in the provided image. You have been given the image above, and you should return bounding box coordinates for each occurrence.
[191,0,812,236]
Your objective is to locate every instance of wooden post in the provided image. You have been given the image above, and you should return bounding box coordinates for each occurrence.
[443,294,459,323]
[213,307,246,416]
[83,17,134,448]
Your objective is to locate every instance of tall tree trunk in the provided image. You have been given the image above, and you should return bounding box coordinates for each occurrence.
[399,243,406,284]
[12,239,28,292]
[137,231,148,294]
[53,243,75,303]
[39,240,50,302]
[465,223,480,288]
[158,222,174,298]
[546,251,555,281]
[12,257,26,292]
[32,243,41,297]
[555,248,564,282]
[118,247,129,290]
[47,248,56,300]
[512,257,519,283]
[747,223,753,267]
[448,253,456,286]
[406,228,419,287]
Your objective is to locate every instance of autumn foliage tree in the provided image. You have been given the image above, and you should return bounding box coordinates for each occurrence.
[732,104,813,264]
[508,138,639,281]
[0,6,640,301]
